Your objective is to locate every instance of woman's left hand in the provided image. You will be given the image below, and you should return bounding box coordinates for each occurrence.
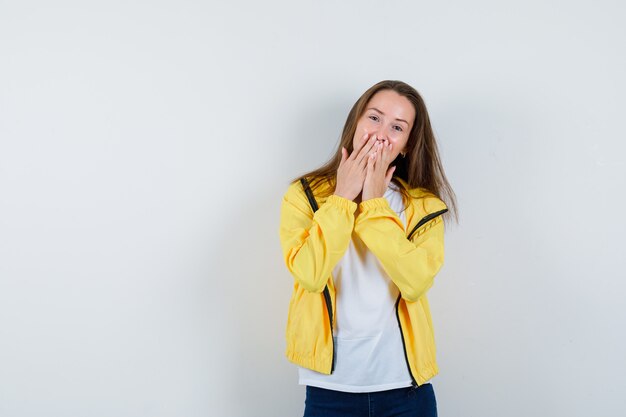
[362,138,396,201]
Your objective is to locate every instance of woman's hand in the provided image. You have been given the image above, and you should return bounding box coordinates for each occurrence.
[362,139,396,201]
[334,132,379,201]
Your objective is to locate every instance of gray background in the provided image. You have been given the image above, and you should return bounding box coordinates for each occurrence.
[1,1,625,416]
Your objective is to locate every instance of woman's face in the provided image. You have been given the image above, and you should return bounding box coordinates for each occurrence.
[352,89,415,161]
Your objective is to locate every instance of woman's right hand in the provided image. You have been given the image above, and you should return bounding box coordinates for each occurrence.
[334,132,379,201]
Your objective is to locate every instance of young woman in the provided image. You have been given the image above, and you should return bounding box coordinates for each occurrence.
[278,80,458,417]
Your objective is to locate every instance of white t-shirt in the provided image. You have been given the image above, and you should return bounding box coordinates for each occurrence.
[298,182,431,393]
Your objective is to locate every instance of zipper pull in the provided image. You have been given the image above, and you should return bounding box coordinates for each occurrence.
[406,381,419,397]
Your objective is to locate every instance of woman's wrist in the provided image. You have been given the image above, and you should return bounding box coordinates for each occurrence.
[333,189,356,201]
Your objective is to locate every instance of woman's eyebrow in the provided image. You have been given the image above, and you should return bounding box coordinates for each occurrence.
[367,107,409,125]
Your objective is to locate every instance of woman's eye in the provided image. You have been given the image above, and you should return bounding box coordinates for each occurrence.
[393,125,403,132]
[368,115,379,122]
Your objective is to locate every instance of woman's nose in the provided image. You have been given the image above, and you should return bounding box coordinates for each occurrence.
[374,132,387,142]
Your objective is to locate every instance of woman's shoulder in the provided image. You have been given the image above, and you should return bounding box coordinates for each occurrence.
[282,177,334,212]
[282,179,307,204]
[285,176,334,196]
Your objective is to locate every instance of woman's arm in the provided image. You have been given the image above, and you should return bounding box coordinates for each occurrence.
[354,196,446,302]
[279,182,357,293]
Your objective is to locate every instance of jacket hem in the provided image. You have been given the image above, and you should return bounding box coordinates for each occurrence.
[285,348,332,375]
[413,362,439,386]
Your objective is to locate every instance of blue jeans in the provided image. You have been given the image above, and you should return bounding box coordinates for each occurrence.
[303,383,437,417]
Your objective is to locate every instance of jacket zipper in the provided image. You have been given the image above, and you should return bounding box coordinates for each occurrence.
[323,286,336,373]
[300,178,335,374]
[398,209,449,387]
[407,208,448,241]
[395,293,418,387]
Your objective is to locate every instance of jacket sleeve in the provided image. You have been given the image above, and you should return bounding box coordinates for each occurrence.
[353,196,446,302]
[279,182,358,293]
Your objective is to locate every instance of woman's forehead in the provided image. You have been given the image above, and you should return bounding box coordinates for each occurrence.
[366,90,415,123]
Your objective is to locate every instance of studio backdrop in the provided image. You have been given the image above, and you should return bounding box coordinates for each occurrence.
[1,1,624,416]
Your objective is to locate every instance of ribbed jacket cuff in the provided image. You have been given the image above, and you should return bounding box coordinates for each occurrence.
[327,194,357,212]
[358,197,389,212]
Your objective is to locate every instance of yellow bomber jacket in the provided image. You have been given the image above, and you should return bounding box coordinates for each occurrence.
[278,176,448,387]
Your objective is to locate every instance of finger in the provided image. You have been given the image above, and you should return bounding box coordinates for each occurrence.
[357,134,379,167]
[373,142,385,172]
[385,165,396,186]
[367,150,376,176]
[357,135,376,163]
[357,133,379,159]
[349,132,370,160]
[340,146,347,164]
[378,140,394,171]
[382,140,393,166]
